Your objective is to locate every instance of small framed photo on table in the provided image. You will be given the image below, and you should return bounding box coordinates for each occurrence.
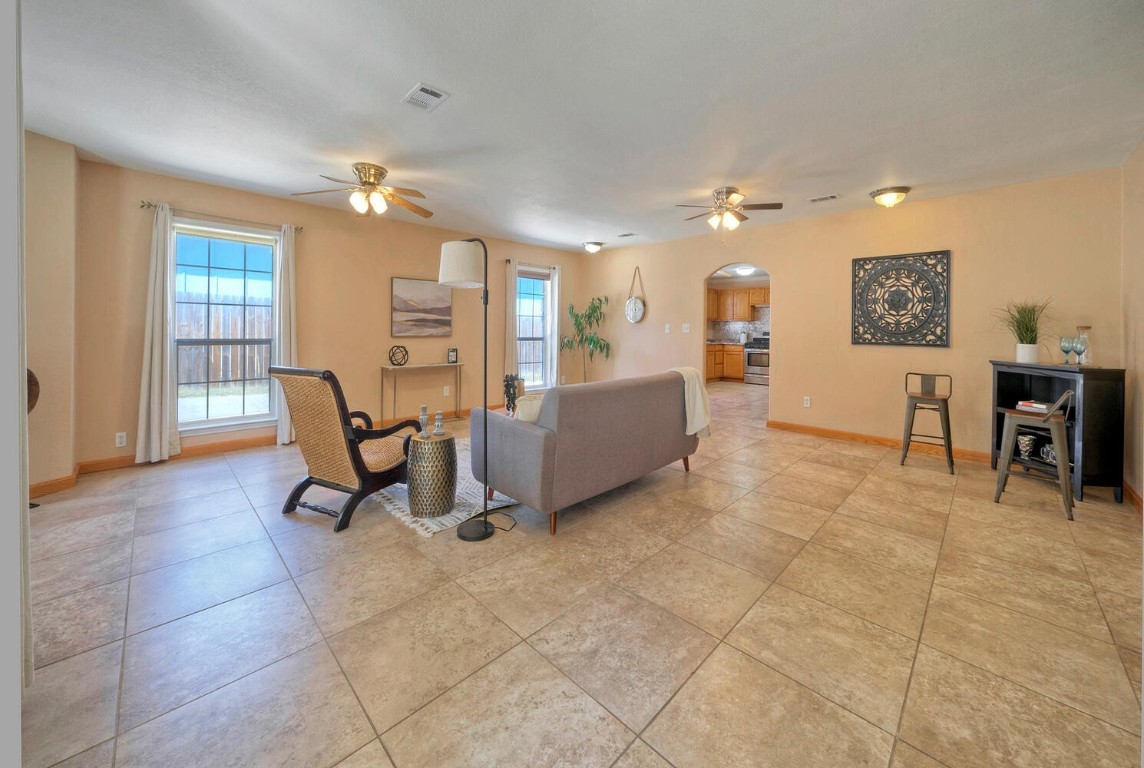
[447,348,458,364]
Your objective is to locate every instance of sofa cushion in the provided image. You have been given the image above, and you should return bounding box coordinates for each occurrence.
[515,394,544,423]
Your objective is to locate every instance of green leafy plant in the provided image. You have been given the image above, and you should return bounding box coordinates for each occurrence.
[996,299,1051,344]
[560,296,612,382]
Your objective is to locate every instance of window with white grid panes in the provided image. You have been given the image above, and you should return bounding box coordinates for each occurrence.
[173,226,276,426]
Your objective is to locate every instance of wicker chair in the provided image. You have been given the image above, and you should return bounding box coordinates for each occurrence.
[270,366,421,532]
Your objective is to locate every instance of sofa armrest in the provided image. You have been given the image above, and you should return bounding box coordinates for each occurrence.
[469,407,556,513]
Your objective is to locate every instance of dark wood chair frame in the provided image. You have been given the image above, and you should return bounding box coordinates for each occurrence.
[994,389,1076,520]
[270,366,421,532]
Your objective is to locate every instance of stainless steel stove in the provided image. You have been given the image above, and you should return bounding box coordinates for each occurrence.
[744,335,770,385]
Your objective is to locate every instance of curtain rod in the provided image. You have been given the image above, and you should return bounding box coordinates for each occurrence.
[139,201,302,233]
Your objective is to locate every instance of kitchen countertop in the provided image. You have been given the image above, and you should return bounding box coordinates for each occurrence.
[706,341,745,346]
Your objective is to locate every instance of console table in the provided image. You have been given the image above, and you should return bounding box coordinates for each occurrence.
[989,361,1124,502]
[380,363,463,424]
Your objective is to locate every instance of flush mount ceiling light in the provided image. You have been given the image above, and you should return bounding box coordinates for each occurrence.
[734,266,754,276]
[870,186,911,208]
[583,242,603,253]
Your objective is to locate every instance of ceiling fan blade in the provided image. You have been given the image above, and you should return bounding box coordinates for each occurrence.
[684,212,713,221]
[675,204,712,208]
[741,202,784,210]
[382,185,426,199]
[386,194,434,218]
[728,210,747,222]
[320,175,360,185]
[291,187,357,196]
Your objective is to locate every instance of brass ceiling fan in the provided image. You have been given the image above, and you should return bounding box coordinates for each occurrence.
[292,162,432,218]
[676,186,782,231]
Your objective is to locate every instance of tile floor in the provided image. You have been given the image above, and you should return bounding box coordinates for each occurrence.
[21,382,1143,767]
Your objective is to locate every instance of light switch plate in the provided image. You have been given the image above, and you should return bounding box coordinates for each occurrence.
[664,323,671,334]
[682,323,691,333]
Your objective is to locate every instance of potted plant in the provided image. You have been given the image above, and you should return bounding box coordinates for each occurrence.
[560,296,612,382]
[996,299,1050,364]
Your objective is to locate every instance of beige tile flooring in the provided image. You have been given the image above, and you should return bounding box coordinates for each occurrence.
[21,381,1143,767]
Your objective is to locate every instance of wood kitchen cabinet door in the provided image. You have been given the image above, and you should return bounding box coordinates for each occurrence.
[706,289,718,321]
[705,348,716,380]
[749,287,767,306]
[724,347,744,379]
[713,345,725,378]
[718,291,735,321]
[733,289,750,320]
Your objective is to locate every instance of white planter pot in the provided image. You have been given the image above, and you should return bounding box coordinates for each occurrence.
[1015,343,1039,364]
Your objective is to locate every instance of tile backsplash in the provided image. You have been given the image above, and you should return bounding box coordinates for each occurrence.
[707,305,771,342]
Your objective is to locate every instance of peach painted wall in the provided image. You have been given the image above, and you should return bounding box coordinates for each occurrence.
[73,158,586,466]
[24,133,76,484]
[587,169,1124,457]
[1122,138,1144,497]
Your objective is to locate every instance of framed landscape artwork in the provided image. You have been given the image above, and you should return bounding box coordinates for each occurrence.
[392,277,452,337]
[852,250,950,346]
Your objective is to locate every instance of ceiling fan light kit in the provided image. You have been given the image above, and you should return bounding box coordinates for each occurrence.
[681,185,783,234]
[292,162,432,218]
[870,186,911,208]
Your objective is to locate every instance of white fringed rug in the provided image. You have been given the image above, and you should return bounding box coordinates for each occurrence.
[373,438,518,537]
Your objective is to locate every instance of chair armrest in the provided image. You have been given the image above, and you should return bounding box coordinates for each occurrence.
[348,410,373,429]
[470,408,555,512]
[348,419,421,444]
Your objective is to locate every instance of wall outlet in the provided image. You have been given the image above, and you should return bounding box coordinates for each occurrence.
[682,323,691,333]
[664,323,671,334]
[803,396,812,408]
[115,431,128,448]
[443,385,449,397]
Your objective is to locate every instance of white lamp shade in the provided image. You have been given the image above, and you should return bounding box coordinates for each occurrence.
[349,189,369,213]
[369,190,387,214]
[439,240,485,287]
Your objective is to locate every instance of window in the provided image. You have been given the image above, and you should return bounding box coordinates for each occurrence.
[515,265,558,389]
[173,224,277,428]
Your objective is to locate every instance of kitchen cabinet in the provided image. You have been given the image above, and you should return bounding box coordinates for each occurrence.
[724,345,744,379]
[706,288,718,321]
[718,292,735,322]
[705,346,717,380]
[749,287,770,306]
[732,289,750,321]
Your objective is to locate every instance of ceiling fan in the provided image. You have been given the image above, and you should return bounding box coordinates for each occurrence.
[292,162,432,218]
[676,186,782,231]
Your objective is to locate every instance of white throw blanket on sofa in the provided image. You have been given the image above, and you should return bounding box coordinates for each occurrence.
[668,366,712,438]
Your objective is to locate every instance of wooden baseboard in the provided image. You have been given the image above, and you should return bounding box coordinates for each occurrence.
[1125,481,1143,514]
[379,402,506,427]
[77,434,277,476]
[29,471,78,498]
[765,420,992,463]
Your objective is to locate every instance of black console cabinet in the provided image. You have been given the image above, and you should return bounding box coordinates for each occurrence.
[989,361,1125,502]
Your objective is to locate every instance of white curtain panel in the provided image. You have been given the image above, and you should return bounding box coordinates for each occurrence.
[274,224,297,444]
[504,258,518,378]
[546,264,561,388]
[135,203,180,463]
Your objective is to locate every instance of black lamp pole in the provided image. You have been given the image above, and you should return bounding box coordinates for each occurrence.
[456,237,494,541]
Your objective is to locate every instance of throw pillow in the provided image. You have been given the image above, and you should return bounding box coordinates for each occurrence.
[515,394,544,423]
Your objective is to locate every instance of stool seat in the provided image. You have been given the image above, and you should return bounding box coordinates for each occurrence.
[994,392,1074,520]
[901,372,954,474]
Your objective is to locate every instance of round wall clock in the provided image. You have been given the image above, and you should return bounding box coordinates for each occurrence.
[625,295,646,324]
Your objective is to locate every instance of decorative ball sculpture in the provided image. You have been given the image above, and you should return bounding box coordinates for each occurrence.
[388,345,409,366]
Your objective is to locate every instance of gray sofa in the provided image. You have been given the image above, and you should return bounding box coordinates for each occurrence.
[470,372,700,534]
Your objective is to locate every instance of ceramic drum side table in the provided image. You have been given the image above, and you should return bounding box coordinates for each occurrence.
[406,433,458,518]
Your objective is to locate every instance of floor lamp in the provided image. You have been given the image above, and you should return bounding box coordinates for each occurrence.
[438,238,495,541]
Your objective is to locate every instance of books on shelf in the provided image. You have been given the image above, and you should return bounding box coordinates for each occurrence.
[1015,399,1052,413]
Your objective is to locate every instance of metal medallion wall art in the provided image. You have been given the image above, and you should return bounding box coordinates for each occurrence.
[852,250,950,347]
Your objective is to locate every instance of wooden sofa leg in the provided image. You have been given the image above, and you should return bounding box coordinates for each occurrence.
[550,511,557,535]
[683,456,690,472]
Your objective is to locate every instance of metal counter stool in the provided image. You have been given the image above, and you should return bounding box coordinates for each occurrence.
[994,390,1075,520]
[900,373,954,474]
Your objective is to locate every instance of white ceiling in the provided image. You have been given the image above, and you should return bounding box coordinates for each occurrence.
[21,0,1144,251]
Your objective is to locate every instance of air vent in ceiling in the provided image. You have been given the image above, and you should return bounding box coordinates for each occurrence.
[809,194,839,203]
[617,232,637,238]
[402,83,450,112]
